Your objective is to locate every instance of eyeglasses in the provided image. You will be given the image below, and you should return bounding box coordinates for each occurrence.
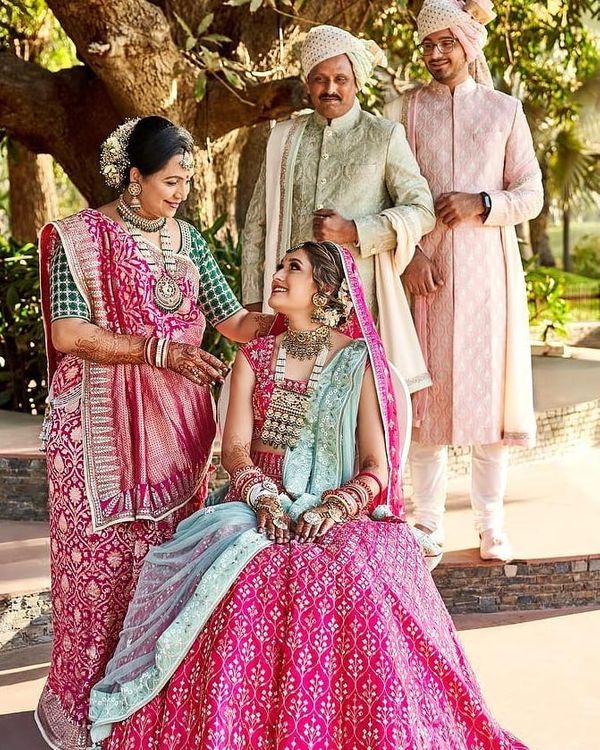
[418,38,458,56]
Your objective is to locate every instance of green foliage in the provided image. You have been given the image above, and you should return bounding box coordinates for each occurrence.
[0,235,47,413]
[541,264,600,291]
[173,10,248,104]
[200,216,242,366]
[487,2,600,225]
[572,234,600,278]
[0,0,77,71]
[524,257,570,341]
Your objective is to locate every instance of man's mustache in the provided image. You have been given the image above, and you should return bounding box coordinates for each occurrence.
[319,94,342,101]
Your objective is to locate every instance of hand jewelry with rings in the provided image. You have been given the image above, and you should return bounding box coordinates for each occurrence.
[256,497,288,533]
[302,510,323,526]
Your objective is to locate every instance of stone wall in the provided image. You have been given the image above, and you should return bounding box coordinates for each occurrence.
[432,554,600,614]
[0,590,52,651]
[0,456,48,521]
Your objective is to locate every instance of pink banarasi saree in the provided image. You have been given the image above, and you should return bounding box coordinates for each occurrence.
[89,246,528,750]
[36,209,217,750]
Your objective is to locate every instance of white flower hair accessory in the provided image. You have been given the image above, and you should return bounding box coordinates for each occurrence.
[316,278,354,328]
[336,278,353,319]
[99,119,140,189]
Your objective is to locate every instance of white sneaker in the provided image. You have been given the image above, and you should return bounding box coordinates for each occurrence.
[479,529,513,562]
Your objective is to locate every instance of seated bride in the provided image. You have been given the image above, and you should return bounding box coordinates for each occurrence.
[89,241,527,750]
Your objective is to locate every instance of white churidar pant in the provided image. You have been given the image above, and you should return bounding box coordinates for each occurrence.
[409,442,509,535]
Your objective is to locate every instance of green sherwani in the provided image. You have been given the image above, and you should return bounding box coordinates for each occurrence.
[241,100,435,310]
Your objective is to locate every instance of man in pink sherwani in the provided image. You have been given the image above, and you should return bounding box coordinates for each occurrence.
[386,0,543,561]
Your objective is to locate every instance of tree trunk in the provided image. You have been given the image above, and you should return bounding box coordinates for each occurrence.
[7,140,58,244]
[529,161,555,266]
[529,210,556,267]
[562,203,571,272]
[516,222,533,260]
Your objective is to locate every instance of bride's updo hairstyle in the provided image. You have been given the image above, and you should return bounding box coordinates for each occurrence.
[287,241,352,327]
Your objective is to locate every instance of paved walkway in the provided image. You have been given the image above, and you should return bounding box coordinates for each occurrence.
[1,606,598,750]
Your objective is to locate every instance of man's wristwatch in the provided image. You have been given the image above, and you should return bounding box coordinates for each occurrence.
[480,192,492,222]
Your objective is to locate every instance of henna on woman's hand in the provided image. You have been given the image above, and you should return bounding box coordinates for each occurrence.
[74,331,145,365]
[249,313,274,339]
[166,342,229,386]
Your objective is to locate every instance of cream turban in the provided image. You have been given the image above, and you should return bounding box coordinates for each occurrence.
[301,25,386,90]
[417,0,496,87]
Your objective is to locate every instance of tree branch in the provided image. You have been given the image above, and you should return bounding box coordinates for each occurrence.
[47,0,198,122]
[0,51,120,205]
[202,76,308,140]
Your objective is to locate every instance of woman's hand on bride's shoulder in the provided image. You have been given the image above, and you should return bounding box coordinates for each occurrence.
[166,342,229,386]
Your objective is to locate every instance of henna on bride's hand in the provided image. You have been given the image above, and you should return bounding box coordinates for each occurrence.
[222,439,252,473]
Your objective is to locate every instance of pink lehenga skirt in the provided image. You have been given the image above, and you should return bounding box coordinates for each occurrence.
[103,504,527,750]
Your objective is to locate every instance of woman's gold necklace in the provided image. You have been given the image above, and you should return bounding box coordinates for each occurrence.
[124,220,184,313]
[116,195,165,233]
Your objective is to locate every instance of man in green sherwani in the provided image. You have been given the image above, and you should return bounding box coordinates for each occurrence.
[241,24,436,394]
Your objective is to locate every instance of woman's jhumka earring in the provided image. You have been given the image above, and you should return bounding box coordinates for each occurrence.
[311,292,329,325]
[127,181,142,209]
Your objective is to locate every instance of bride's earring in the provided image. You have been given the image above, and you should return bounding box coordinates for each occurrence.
[311,292,329,325]
[127,181,142,210]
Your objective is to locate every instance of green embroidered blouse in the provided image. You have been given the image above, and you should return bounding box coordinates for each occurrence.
[50,221,242,327]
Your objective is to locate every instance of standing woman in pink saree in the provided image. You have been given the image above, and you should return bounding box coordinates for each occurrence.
[36,116,273,750]
[89,242,528,750]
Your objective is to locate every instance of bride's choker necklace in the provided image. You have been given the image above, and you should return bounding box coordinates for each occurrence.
[281,325,331,360]
[117,195,166,233]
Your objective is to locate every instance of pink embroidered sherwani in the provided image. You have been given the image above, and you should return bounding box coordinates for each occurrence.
[386,77,543,537]
[388,78,543,447]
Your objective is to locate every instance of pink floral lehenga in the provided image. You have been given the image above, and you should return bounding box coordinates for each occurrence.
[36,209,229,749]
[89,247,528,750]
